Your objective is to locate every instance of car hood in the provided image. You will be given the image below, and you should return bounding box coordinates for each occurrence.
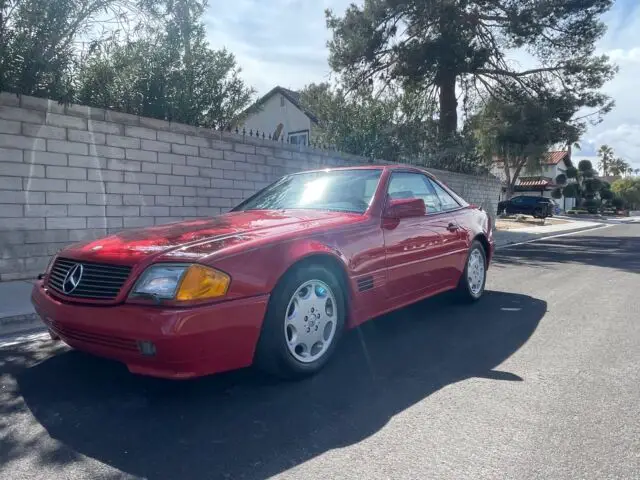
[59,209,362,266]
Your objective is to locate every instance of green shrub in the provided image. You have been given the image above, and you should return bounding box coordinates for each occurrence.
[600,189,614,201]
[567,209,590,215]
[578,160,593,171]
[563,183,579,198]
[611,197,625,209]
[582,198,601,214]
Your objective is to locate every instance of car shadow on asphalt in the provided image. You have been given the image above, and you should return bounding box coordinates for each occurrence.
[10,291,546,479]
[493,232,640,274]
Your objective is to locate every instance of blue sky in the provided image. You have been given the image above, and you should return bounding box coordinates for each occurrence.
[205,0,640,171]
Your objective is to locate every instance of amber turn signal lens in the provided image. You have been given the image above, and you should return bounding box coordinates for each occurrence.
[176,265,230,301]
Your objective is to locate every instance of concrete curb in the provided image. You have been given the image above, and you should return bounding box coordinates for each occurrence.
[495,223,609,249]
[0,312,44,337]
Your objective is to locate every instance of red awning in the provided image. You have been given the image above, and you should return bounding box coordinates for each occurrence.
[516,176,555,188]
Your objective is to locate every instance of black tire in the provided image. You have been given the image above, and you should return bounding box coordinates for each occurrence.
[254,264,346,380]
[455,240,487,303]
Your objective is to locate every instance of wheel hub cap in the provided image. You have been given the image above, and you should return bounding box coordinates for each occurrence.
[467,249,485,296]
[284,280,337,363]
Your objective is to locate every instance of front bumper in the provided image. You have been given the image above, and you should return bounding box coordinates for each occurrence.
[31,281,270,379]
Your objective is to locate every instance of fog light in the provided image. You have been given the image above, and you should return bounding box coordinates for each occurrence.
[137,341,156,356]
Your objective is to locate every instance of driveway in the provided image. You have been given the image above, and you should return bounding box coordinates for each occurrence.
[1,224,638,480]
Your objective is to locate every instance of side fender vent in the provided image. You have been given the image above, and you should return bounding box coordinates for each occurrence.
[357,276,374,292]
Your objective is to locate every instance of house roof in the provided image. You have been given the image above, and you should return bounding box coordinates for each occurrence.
[493,150,572,167]
[599,175,621,184]
[240,86,319,125]
[544,151,570,165]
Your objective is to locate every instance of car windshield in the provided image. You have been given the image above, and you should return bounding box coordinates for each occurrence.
[233,169,383,214]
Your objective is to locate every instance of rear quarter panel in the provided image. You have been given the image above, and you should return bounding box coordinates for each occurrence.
[454,207,493,261]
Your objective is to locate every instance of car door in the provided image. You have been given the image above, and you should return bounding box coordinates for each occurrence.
[507,196,524,214]
[522,197,535,215]
[382,172,449,302]
[426,177,470,283]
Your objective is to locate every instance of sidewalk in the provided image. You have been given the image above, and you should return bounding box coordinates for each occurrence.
[0,280,42,336]
[494,218,604,248]
[0,218,607,338]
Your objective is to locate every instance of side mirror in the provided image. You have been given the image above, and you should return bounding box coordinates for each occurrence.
[384,198,426,219]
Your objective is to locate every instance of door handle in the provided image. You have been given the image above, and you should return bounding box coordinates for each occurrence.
[447,223,459,232]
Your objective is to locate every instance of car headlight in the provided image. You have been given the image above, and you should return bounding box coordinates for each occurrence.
[130,264,230,301]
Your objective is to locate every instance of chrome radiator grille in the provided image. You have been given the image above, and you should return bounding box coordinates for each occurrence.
[47,257,132,300]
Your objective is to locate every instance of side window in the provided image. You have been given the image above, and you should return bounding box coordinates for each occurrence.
[428,179,461,211]
[288,131,308,146]
[512,197,524,204]
[363,177,379,205]
[387,172,442,213]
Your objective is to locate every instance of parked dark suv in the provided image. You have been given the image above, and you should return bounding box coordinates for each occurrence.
[497,196,555,218]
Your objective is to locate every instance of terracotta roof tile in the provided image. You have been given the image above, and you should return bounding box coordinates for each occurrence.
[544,151,569,165]
[493,150,570,166]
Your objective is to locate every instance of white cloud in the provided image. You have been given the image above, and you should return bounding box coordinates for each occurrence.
[578,44,640,169]
[607,47,640,62]
[204,0,353,94]
[580,124,640,170]
[205,1,640,170]
[556,1,640,170]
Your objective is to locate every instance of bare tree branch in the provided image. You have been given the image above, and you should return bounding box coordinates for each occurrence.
[476,65,565,77]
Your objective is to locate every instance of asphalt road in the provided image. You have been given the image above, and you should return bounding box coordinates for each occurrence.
[1,224,639,480]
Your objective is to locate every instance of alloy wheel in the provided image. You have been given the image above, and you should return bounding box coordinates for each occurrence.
[467,249,485,297]
[283,280,337,363]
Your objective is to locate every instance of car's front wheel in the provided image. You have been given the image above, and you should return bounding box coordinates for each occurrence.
[255,264,346,379]
[532,207,546,219]
[455,240,487,302]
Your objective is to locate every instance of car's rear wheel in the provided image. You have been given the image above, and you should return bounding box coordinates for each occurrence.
[455,240,487,302]
[255,264,346,379]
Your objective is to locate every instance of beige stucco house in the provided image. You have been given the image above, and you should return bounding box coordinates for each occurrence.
[237,86,318,146]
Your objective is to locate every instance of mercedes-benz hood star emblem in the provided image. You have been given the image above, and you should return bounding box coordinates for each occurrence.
[62,264,84,294]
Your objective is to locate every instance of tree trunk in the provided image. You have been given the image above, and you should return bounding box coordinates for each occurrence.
[177,0,193,122]
[507,156,528,200]
[438,72,457,139]
[505,183,515,200]
[503,158,513,200]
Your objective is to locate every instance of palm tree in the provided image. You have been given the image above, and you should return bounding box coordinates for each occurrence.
[598,144,614,176]
[609,157,632,176]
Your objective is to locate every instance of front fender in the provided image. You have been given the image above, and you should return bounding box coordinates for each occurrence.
[209,237,353,302]
[268,239,351,290]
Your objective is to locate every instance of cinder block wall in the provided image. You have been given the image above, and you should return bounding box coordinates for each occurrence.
[0,92,502,280]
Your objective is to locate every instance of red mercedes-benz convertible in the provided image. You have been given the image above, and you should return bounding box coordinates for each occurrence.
[31,165,494,379]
